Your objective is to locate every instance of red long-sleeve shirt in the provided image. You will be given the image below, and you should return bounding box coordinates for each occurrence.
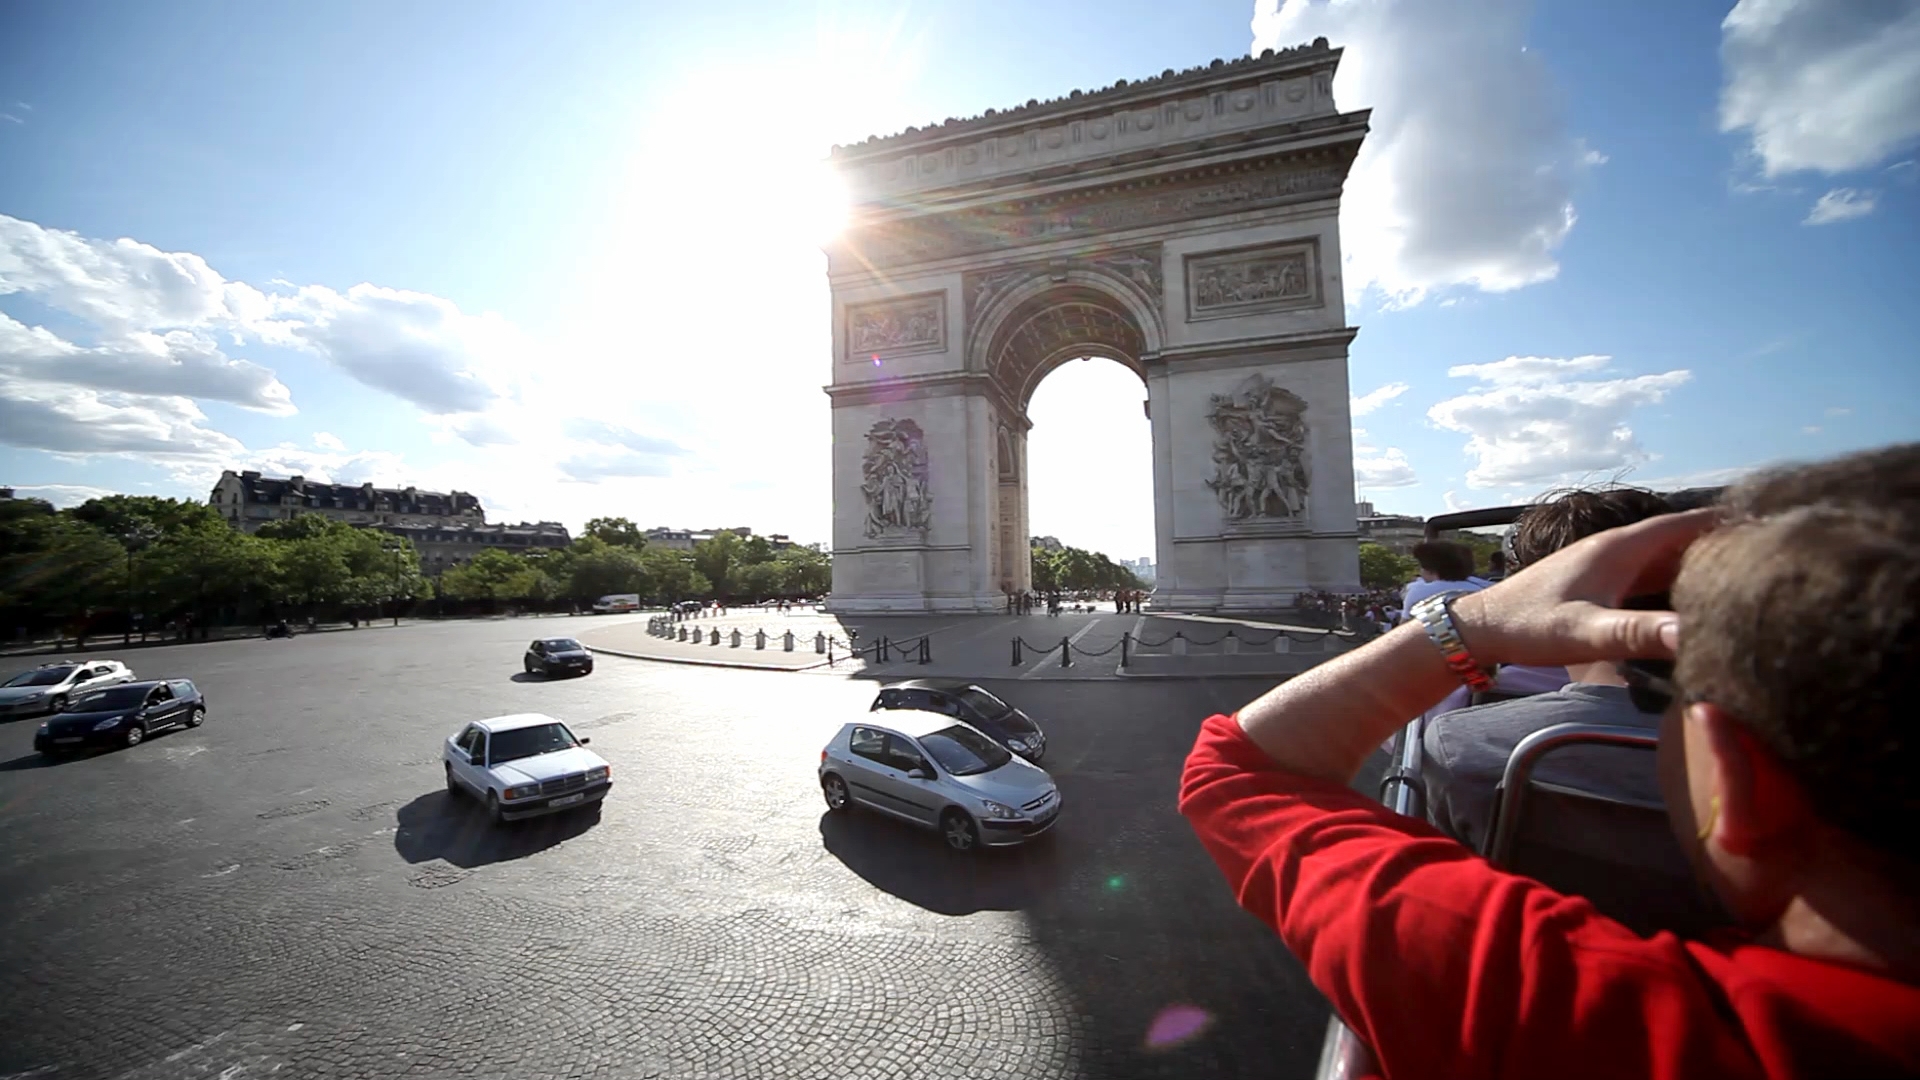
[1179,714,1920,1079]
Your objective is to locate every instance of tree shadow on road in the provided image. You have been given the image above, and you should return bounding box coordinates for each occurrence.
[392,790,601,869]
[818,810,1062,915]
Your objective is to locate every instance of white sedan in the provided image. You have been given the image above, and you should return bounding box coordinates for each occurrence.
[443,713,612,823]
[0,659,135,719]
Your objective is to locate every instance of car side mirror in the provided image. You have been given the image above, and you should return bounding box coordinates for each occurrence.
[468,751,483,766]
[579,736,591,745]
[906,768,930,781]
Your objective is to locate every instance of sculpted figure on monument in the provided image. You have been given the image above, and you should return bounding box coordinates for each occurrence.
[861,419,933,537]
[1205,374,1311,521]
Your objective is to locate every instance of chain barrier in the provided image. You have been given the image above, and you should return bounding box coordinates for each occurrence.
[1006,622,1365,669]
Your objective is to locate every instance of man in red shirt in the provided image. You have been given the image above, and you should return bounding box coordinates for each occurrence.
[1180,444,1920,1078]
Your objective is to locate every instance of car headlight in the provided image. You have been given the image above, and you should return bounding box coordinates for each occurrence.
[503,784,541,801]
[1007,738,1030,752]
[36,722,48,733]
[93,715,127,731]
[978,799,1021,820]
[586,765,610,783]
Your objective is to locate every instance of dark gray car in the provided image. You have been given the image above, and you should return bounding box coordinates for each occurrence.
[871,680,1047,762]
[818,710,1061,852]
[525,638,594,678]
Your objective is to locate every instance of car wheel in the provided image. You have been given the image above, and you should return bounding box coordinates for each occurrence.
[47,694,66,714]
[485,790,505,824]
[524,659,535,675]
[444,763,461,797]
[185,706,205,728]
[821,773,850,812]
[123,724,145,749]
[941,810,979,853]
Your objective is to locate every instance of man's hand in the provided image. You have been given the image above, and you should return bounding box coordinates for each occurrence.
[1451,508,1720,668]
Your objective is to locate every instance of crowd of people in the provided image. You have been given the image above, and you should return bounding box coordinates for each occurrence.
[1178,443,1920,1077]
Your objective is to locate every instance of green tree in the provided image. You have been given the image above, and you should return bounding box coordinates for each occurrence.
[691,531,742,600]
[568,543,651,601]
[69,494,222,538]
[771,546,830,597]
[1358,542,1419,590]
[583,517,646,549]
[439,548,545,603]
[640,546,708,602]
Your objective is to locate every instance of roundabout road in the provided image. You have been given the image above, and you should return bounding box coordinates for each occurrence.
[0,617,1339,1080]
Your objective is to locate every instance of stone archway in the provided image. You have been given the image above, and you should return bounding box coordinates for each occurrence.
[824,39,1368,613]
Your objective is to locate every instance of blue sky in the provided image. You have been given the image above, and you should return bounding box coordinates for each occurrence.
[1,0,1915,560]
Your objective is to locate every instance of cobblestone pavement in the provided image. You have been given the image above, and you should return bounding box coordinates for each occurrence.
[0,619,1347,1079]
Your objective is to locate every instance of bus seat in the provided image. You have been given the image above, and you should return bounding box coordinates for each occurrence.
[1485,723,1728,938]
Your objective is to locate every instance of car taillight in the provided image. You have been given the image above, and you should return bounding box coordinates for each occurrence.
[820,750,828,763]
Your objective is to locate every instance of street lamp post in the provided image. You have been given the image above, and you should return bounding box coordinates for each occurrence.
[385,542,404,627]
[121,523,159,647]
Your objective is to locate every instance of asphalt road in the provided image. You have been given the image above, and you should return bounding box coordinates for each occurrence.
[0,618,1342,1080]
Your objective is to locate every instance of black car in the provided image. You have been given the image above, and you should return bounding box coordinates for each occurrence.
[34,679,206,755]
[525,638,593,678]
[870,680,1047,762]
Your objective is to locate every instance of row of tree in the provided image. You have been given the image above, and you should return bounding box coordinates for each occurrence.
[0,501,833,642]
[0,495,433,641]
[433,518,830,607]
[1029,542,1147,594]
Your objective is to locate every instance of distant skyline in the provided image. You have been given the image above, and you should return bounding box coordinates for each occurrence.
[2,0,1916,560]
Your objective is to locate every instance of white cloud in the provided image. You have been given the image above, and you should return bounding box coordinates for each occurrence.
[1427,354,1691,487]
[1251,0,1600,304]
[9,484,118,508]
[1719,0,1920,177]
[262,283,516,415]
[1825,406,1852,417]
[0,312,294,414]
[312,431,346,451]
[0,372,247,462]
[1350,380,1410,416]
[1355,444,1418,488]
[1803,425,1823,434]
[1351,423,1417,487]
[0,214,269,332]
[1804,187,1879,224]
[1443,490,1476,513]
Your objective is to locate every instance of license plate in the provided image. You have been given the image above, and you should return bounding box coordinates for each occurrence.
[549,792,584,807]
[54,737,82,744]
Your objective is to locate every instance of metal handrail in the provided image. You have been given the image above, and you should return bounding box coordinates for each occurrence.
[1483,722,1659,868]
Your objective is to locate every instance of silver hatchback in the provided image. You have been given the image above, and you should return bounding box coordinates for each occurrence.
[818,710,1061,852]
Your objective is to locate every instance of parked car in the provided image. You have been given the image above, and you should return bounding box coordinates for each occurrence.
[443,713,611,823]
[33,679,205,754]
[590,594,641,614]
[0,659,135,720]
[818,711,1061,852]
[525,638,594,678]
[870,679,1047,762]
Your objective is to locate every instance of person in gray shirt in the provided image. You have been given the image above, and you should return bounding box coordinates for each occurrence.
[1423,676,1657,852]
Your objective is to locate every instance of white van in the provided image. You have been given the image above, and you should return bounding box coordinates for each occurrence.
[591,594,641,614]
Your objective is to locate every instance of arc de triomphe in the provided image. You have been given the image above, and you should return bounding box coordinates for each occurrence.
[824,39,1368,613]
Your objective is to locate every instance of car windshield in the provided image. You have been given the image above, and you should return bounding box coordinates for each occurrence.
[954,686,1011,718]
[488,723,579,763]
[5,667,76,687]
[541,639,583,651]
[918,725,1013,777]
[71,686,147,710]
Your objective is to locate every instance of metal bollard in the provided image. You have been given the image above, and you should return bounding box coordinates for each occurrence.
[709,629,720,645]
[1173,634,1188,656]
[783,630,795,653]
[1121,633,1131,668]
[1273,635,1289,654]
[879,637,891,663]
[814,631,827,654]
[1060,637,1071,669]
[918,637,931,664]
[1012,638,1023,666]
[754,629,766,650]
[1224,634,1240,655]
[730,629,742,648]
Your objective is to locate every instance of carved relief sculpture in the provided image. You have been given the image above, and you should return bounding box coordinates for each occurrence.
[846,294,944,358]
[1204,374,1311,522]
[1186,241,1320,319]
[861,419,933,538]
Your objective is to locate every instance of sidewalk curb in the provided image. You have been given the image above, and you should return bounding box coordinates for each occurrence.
[590,645,837,673]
